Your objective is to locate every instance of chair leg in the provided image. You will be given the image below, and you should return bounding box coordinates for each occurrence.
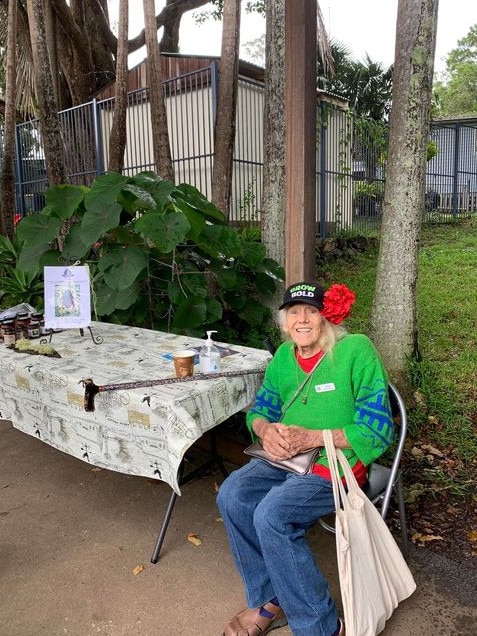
[394,476,410,556]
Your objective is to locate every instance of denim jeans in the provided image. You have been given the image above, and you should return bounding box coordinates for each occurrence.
[216,458,340,636]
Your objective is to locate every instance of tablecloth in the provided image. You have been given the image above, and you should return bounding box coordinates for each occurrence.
[0,323,270,493]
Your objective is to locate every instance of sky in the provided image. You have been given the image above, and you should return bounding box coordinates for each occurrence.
[111,1,477,75]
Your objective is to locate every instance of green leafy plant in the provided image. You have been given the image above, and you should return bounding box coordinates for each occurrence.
[13,171,284,343]
[0,234,45,309]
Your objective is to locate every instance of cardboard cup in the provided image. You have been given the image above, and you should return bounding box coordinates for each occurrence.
[173,350,195,378]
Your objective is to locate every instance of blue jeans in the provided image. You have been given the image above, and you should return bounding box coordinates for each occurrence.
[216,458,339,636]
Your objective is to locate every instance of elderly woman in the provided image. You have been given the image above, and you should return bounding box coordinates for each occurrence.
[217,281,394,636]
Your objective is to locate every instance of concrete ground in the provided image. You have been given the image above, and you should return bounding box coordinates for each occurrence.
[1,419,476,636]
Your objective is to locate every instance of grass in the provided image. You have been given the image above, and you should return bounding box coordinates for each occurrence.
[317,217,477,492]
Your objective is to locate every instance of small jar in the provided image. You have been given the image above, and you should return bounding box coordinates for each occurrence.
[28,320,40,339]
[15,313,30,340]
[32,312,46,335]
[3,320,16,347]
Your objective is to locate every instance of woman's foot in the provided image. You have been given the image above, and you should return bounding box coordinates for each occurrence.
[222,601,287,636]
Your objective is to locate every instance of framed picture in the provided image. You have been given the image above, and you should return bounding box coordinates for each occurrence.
[44,266,91,330]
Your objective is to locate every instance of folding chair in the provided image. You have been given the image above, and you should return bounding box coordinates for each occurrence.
[318,381,410,554]
[262,340,410,554]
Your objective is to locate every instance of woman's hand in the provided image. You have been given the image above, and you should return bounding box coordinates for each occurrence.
[280,426,322,455]
[253,420,295,460]
[252,421,349,459]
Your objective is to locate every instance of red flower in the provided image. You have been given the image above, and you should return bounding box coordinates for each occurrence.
[320,284,356,325]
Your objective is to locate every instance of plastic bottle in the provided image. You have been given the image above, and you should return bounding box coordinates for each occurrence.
[199,330,221,374]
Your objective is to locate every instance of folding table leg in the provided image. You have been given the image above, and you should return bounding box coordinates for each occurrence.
[149,429,229,563]
[150,488,179,563]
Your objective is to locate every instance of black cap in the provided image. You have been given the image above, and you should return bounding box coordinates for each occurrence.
[279,282,325,310]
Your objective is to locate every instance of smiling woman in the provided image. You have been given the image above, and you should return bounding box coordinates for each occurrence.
[216,279,395,636]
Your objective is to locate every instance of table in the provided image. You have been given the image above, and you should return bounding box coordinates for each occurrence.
[0,322,269,559]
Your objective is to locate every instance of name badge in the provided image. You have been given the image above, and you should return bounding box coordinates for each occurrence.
[314,383,336,393]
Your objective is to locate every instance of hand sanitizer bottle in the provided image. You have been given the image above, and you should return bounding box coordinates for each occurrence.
[199,330,220,374]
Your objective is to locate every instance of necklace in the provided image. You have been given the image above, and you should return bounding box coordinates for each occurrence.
[296,350,325,404]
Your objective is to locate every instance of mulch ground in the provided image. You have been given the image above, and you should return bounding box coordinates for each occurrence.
[399,437,477,566]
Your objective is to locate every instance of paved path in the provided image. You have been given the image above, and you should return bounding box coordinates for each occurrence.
[1,420,476,636]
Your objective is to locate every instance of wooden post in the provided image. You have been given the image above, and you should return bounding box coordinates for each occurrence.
[285,0,317,284]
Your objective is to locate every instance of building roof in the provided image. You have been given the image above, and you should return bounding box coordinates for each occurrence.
[96,53,347,108]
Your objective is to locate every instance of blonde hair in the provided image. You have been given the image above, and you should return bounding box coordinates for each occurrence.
[277,308,347,354]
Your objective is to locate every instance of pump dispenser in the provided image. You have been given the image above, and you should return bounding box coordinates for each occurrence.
[199,330,220,374]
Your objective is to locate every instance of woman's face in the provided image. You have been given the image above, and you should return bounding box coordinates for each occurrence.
[284,303,323,356]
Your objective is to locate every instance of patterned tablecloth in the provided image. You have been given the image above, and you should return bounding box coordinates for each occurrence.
[0,323,270,494]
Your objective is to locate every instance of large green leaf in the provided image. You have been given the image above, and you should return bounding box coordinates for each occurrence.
[62,224,90,261]
[97,246,147,290]
[119,184,157,213]
[16,215,62,246]
[240,240,266,269]
[84,172,127,211]
[212,266,244,291]
[222,291,247,312]
[80,201,123,245]
[167,270,208,303]
[171,296,207,330]
[134,211,190,253]
[129,173,176,210]
[44,184,87,219]
[17,242,51,275]
[205,297,223,323]
[254,272,278,296]
[241,299,268,326]
[198,224,242,258]
[174,183,226,224]
[94,279,140,316]
[170,200,206,242]
[257,257,285,282]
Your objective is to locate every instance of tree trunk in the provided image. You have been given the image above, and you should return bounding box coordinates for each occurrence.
[370,0,438,392]
[211,0,241,217]
[261,0,286,272]
[108,0,129,173]
[143,0,174,181]
[43,0,59,104]
[27,0,66,185]
[0,0,17,237]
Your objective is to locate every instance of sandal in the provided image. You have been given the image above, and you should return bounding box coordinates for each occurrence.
[222,602,287,636]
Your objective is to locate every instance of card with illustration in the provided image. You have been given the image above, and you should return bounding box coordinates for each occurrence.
[44,266,91,329]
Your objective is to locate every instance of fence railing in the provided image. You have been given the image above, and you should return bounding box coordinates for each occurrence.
[8,63,477,234]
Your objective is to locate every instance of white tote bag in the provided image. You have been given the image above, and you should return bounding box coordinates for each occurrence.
[323,430,416,636]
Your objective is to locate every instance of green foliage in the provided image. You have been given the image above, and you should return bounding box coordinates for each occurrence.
[426,140,438,161]
[0,234,45,308]
[353,181,379,198]
[433,24,477,116]
[319,45,393,123]
[8,171,284,344]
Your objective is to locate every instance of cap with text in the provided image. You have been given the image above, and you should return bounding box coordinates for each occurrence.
[279,282,325,310]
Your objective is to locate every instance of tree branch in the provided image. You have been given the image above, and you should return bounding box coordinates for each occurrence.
[128,0,212,53]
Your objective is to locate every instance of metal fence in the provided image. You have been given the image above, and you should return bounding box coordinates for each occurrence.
[9,63,477,234]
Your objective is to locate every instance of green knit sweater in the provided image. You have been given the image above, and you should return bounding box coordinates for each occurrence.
[246,334,394,469]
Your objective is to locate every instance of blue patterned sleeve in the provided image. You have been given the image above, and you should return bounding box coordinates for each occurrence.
[246,362,283,435]
[345,340,395,465]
